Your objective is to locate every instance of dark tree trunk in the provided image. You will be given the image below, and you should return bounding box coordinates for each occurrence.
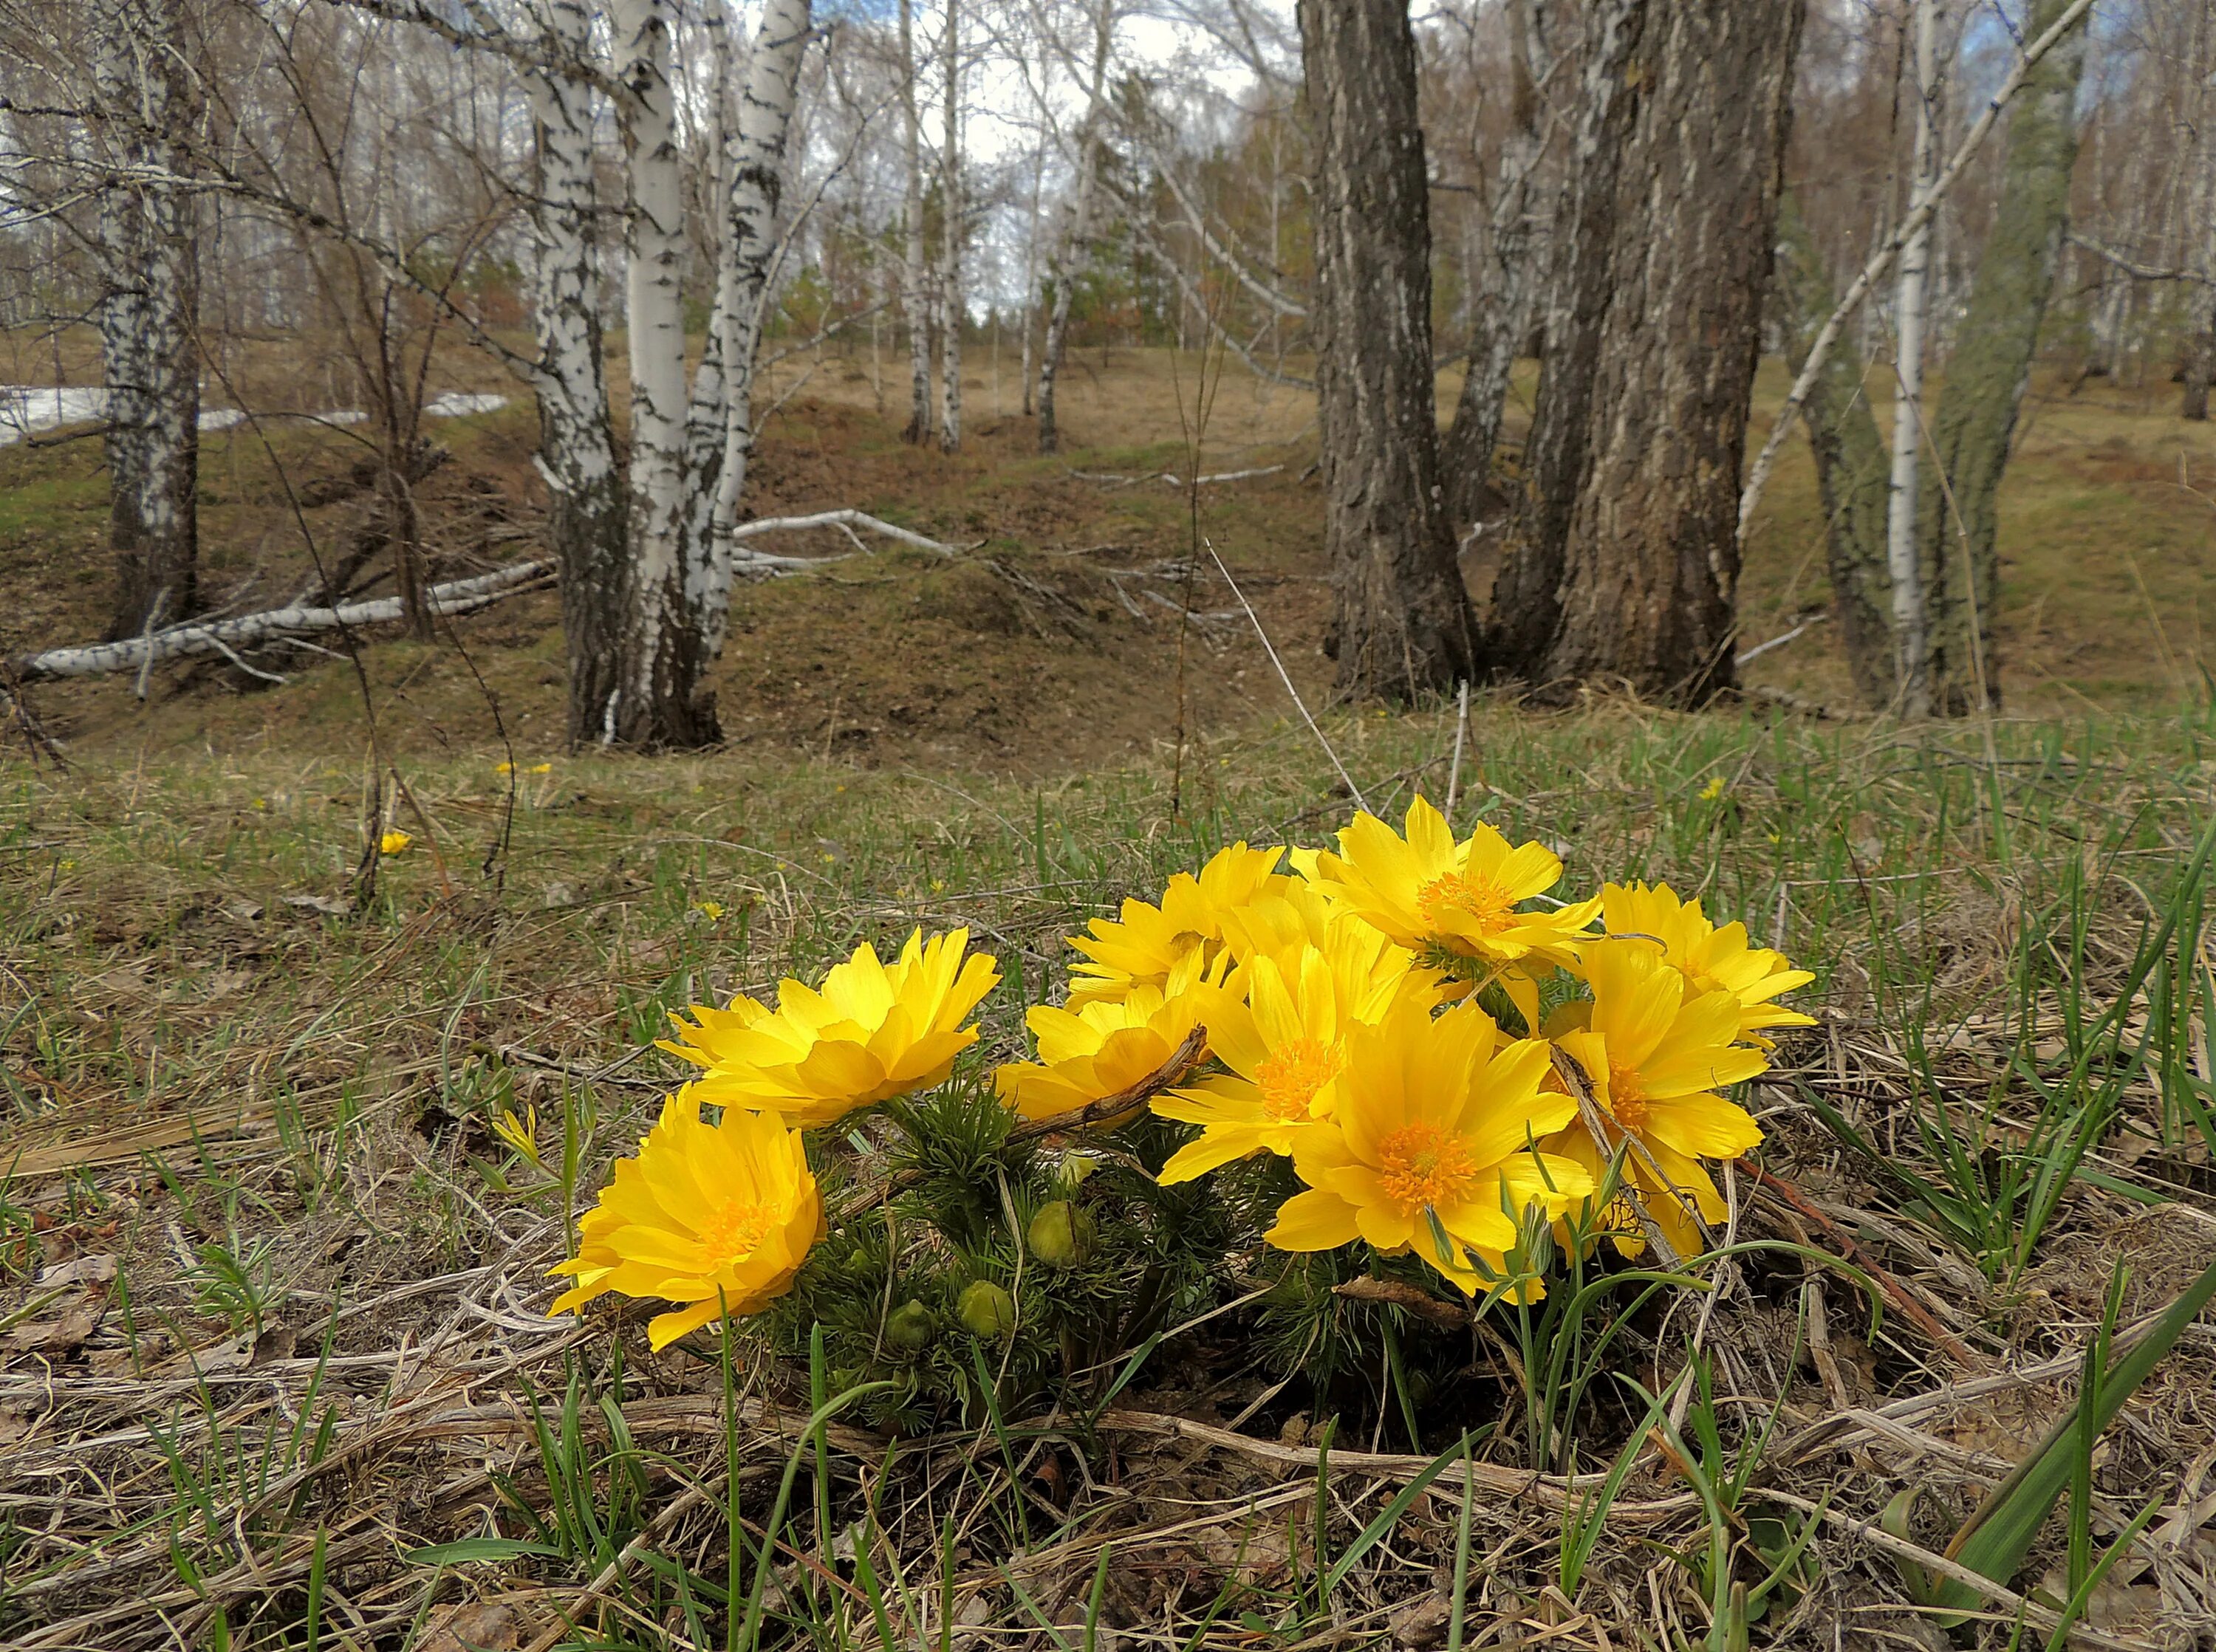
[1483,0,1646,678]
[1917,0,2088,716]
[2181,312,2213,422]
[1486,0,1800,704]
[1774,196,1893,709]
[95,0,201,643]
[1440,0,1553,526]
[1299,0,1478,702]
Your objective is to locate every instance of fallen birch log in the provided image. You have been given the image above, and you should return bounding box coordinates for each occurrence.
[728,509,957,571]
[16,560,553,680]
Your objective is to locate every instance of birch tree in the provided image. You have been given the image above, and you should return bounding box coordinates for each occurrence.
[1439,0,1556,526]
[1033,0,1116,455]
[936,0,962,453]
[92,0,202,642]
[1915,0,2088,715]
[1487,0,1801,703]
[898,0,933,444]
[1882,0,1942,715]
[1299,0,1477,700]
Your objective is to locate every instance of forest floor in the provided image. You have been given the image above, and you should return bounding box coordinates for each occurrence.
[2,343,2216,1650]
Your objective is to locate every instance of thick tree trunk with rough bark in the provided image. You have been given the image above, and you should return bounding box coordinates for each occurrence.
[899,0,932,445]
[93,0,202,643]
[1298,0,1477,702]
[1487,0,1799,703]
[1440,0,1553,525]
[1485,0,1644,676]
[1917,0,2087,716]
[1776,197,1892,710]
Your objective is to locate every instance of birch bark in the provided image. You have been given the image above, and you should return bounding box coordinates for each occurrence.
[702,0,813,656]
[1299,0,1477,699]
[1035,0,1115,455]
[1916,0,2088,716]
[611,0,717,746]
[92,0,202,642]
[527,0,632,747]
[1440,0,1551,525]
[899,0,933,445]
[1883,0,1940,714]
[937,0,963,453]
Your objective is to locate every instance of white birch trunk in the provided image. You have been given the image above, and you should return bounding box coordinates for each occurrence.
[612,0,714,745]
[937,0,963,452]
[1884,0,1940,714]
[1036,0,1115,454]
[92,0,201,642]
[527,0,631,747]
[701,0,814,656]
[899,0,934,444]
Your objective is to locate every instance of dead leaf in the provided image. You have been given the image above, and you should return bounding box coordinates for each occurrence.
[419,1599,530,1652]
[36,1254,117,1289]
[9,1303,100,1354]
[283,894,349,916]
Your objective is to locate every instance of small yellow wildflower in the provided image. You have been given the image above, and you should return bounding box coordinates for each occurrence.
[996,954,1214,1123]
[1264,995,1587,1295]
[550,1098,821,1350]
[1697,775,1727,802]
[379,830,414,855]
[251,798,268,811]
[694,900,726,922]
[1293,796,1598,1031]
[663,928,1001,1127]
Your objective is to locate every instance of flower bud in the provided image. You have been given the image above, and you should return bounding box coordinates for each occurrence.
[1054,1153,1098,1191]
[957,1280,1016,1340]
[884,1299,936,1354]
[1027,1200,1095,1267]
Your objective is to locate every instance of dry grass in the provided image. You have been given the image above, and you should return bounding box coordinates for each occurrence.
[4,696,2215,1650]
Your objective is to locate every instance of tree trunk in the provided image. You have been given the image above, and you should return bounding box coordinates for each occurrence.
[1486,0,1800,704]
[1440,0,1552,525]
[700,0,811,658]
[899,0,932,445]
[527,0,630,749]
[1036,0,1115,456]
[1020,146,1042,418]
[1775,196,1892,710]
[612,0,717,747]
[1882,0,1941,713]
[1917,0,2088,717]
[93,0,202,643]
[1485,0,1646,678]
[1299,0,1477,702]
[2183,52,2216,422]
[937,0,962,453]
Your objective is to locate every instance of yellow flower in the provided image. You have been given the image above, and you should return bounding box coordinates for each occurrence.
[996,955,1212,1123]
[1599,882,1813,1042]
[492,1105,544,1169]
[550,1097,821,1351]
[1264,996,1589,1295]
[662,928,1000,1127]
[1152,925,1439,1183]
[496,760,552,776]
[1293,797,1597,1029]
[379,829,414,855]
[251,798,267,811]
[1697,775,1727,802]
[1067,843,1289,1007]
[694,900,726,922]
[1544,939,1767,1260]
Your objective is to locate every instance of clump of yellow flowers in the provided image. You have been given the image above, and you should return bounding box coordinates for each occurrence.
[552,796,1810,1351]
